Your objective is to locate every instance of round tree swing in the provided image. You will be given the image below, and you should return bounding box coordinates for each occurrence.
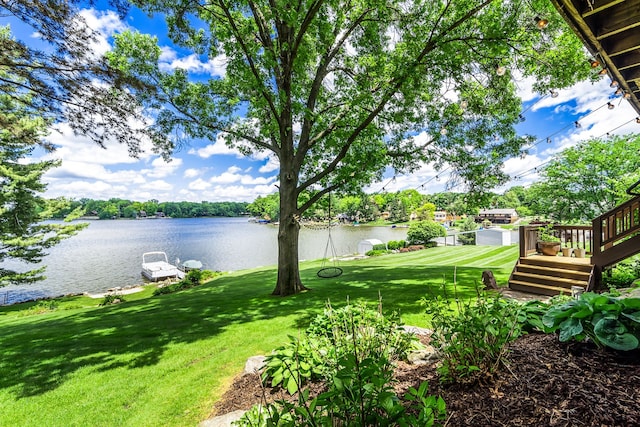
[317,194,343,278]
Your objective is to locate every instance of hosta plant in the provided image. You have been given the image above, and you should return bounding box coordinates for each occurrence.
[542,292,640,351]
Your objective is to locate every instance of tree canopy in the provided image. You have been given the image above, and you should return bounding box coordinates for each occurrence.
[0,0,154,153]
[528,134,640,223]
[0,31,86,286]
[107,0,591,295]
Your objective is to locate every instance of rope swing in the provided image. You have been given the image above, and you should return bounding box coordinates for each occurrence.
[317,193,343,278]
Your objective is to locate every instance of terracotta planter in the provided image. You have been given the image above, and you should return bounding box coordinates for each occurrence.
[538,241,561,256]
[561,247,573,257]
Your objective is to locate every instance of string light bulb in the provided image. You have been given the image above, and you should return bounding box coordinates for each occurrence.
[610,80,619,88]
[615,87,623,96]
[598,68,608,75]
[534,17,549,29]
[574,121,581,128]
[589,59,600,68]
[550,90,559,98]
[636,117,640,124]
[496,64,506,76]
[607,102,615,110]
[518,114,526,122]
[440,127,448,135]
[624,92,631,99]
[460,100,468,110]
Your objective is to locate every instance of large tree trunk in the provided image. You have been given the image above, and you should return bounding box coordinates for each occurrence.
[271,168,308,296]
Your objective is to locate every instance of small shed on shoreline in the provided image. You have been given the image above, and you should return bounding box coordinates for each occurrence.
[357,239,384,255]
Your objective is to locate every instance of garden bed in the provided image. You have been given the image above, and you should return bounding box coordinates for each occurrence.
[212,333,640,426]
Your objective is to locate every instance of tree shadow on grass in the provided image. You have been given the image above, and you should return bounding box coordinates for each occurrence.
[0,259,510,398]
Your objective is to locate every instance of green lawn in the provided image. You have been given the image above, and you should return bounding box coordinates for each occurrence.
[0,245,518,426]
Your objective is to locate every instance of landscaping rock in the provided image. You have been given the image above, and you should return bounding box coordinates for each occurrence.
[199,409,246,427]
[401,325,432,336]
[407,345,440,365]
[244,355,266,374]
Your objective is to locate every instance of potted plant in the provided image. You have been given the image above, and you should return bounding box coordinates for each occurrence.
[537,224,561,256]
[574,243,586,258]
[561,243,573,258]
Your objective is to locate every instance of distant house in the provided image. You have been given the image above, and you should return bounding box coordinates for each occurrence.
[434,211,447,223]
[476,208,518,224]
[139,210,147,218]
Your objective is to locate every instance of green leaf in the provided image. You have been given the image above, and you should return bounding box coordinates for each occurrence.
[621,310,640,324]
[621,298,640,310]
[542,301,579,328]
[593,318,639,351]
[285,377,299,395]
[558,317,583,342]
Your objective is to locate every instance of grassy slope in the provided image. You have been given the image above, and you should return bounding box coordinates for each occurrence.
[0,245,518,426]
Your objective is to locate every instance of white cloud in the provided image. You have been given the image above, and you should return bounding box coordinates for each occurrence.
[259,156,280,173]
[183,168,202,178]
[76,9,127,57]
[140,180,173,191]
[188,178,211,190]
[159,51,228,77]
[43,122,154,165]
[190,134,241,158]
[144,157,183,178]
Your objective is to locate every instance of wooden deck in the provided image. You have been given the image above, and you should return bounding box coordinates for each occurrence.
[509,254,594,297]
[526,254,591,266]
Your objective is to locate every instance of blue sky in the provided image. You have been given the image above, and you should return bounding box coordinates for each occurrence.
[6,6,639,203]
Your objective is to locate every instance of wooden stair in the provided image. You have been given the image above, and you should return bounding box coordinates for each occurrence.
[509,256,593,296]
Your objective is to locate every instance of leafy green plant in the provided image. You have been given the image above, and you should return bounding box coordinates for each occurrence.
[19,300,60,316]
[99,294,126,306]
[239,305,444,427]
[387,240,406,250]
[153,270,221,296]
[424,286,524,384]
[365,249,391,257]
[537,223,560,242]
[261,336,327,395]
[262,302,418,394]
[602,257,640,289]
[541,292,640,351]
[407,220,446,245]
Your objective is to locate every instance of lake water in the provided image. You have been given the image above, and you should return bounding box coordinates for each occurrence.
[1,217,407,304]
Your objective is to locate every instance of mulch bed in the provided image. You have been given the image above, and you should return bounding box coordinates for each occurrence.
[212,333,640,426]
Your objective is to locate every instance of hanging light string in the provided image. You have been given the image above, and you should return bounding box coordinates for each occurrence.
[511,115,640,181]
[416,166,451,190]
[518,99,612,154]
[367,97,639,197]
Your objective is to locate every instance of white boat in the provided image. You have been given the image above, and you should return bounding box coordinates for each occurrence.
[141,251,184,281]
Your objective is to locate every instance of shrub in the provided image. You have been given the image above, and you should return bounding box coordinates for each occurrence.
[602,257,640,289]
[542,292,640,351]
[239,302,445,427]
[387,240,406,250]
[372,243,387,250]
[407,220,446,245]
[423,287,524,384]
[153,269,221,296]
[457,216,477,245]
[365,249,390,257]
[99,294,125,306]
[19,300,59,316]
[262,302,418,394]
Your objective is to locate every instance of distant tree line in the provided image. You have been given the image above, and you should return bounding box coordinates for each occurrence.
[51,198,249,220]
[246,188,534,223]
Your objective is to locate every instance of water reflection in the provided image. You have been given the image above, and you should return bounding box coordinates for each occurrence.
[1,217,407,303]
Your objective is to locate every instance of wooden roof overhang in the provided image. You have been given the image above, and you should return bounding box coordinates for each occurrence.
[550,0,640,115]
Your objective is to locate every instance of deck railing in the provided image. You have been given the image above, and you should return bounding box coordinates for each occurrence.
[519,224,593,258]
[591,195,640,270]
